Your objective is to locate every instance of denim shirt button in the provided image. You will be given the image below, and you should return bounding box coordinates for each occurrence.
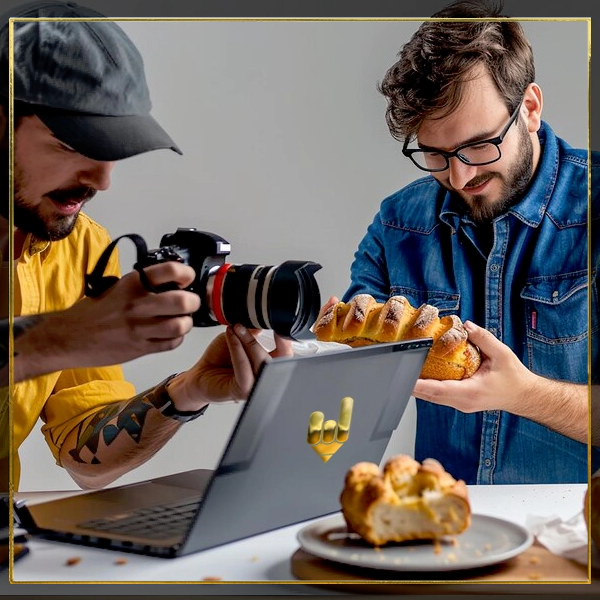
[490,264,499,272]
[484,458,492,467]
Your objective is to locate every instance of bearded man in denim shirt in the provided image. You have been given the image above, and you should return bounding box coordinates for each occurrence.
[332,0,599,484]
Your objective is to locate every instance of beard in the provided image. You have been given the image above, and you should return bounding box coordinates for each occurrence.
[0,130,96,241]
[12,186,96,241]
[441,119,534,224]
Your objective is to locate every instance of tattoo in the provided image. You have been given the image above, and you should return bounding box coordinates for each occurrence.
[68,393,155,464]
[68,380,175,465]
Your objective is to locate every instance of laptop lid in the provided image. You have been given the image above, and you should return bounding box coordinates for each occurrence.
[179,337,432,554]
[17,338,432,557]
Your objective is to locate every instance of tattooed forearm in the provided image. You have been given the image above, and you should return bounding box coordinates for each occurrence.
[68,384,176,465]
[69,394,153,464]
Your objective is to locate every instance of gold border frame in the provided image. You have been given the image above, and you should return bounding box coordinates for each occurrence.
[6,15,593,588]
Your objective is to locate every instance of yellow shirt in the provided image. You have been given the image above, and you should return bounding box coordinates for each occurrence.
[3,213,135,489]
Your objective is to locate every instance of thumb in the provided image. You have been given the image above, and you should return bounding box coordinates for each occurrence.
[463,320,498,352]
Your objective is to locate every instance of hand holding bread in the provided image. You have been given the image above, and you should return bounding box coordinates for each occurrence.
[313,294,481,380]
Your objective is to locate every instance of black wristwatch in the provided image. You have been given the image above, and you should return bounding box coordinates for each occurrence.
[150,373,209,423]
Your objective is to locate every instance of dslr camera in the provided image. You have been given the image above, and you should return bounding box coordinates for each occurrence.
[85,227,322,340]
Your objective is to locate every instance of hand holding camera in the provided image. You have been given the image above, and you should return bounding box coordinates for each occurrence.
[86,227,323,340]
[82,227,321,407]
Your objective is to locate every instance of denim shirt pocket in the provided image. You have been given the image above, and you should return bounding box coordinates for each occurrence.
[520,271,588,381]
[389,286,460,316]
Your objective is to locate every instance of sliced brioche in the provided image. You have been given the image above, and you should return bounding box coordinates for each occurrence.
[340,455,471,546]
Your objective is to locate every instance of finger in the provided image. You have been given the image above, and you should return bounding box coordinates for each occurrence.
[140,314,195,340]
[336,396,353,441]
[225,326,255,397]
[232,324,270,373]
[152,290,201,315]
[414,375,484,415]
[127,290,201,319]
[413,378,463,404]
[271,334,293,358]
[144,336,186,354]
[138,261,197,289]
[327,295,340,306]
[463,321,500,354]
[322,420,337,443]
[315,295,340,323]
[307,411,324,444]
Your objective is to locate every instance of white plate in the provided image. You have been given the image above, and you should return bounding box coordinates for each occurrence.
[297,513,533,572]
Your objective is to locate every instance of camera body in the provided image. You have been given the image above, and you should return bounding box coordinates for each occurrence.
[135,227,322,340]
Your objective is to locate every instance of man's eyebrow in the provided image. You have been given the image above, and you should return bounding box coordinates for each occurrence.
[417,128,498,151]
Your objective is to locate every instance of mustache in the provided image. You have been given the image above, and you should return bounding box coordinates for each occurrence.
[46,186,97,204]
[464,173,496,189]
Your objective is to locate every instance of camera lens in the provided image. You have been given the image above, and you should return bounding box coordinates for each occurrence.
[205,260,321,340]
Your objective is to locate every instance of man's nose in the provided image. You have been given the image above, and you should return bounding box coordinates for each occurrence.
[77,160,115,191]
[447,157,478,190]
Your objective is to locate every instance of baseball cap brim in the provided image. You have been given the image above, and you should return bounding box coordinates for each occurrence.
[37,110,183,161]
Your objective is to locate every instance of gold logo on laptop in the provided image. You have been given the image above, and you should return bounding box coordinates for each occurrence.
[307,396,354,463]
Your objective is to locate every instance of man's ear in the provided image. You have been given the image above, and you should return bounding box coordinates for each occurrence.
[522,83,543,134]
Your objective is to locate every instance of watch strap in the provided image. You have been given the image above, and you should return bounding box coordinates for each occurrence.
[150,373,209,423]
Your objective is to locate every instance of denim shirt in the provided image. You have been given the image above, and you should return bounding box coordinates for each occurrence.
[344,122,599,484]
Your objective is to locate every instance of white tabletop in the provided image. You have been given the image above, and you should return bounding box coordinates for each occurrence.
[5,482,588,593]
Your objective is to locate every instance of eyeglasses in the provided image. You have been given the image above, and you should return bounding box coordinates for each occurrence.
[402,101,523,173]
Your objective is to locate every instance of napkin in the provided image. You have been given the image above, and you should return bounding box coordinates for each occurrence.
[527,471,600,569]
[254,330,349,355]
[526,511,590,566]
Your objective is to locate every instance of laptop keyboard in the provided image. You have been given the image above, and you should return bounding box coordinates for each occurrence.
[78,496,202,540]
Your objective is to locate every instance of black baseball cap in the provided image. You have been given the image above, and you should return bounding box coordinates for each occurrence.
[0,1,182,161]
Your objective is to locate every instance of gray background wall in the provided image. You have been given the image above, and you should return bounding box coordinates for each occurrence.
[18,18,588,491]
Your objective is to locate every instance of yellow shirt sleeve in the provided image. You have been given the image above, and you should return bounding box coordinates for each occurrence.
[41,366,136,465]
[12,213,140,489]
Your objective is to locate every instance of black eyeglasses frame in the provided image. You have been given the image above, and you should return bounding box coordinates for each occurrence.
[402,101,523,173]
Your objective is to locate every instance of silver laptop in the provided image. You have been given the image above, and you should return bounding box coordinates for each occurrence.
[15,338,432,558]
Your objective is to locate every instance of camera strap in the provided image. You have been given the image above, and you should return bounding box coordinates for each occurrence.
[85,233,157,298]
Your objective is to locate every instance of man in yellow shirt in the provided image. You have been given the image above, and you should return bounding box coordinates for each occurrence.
[0,1,292,493]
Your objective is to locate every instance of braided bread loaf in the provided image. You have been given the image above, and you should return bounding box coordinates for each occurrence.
[340,455,471,546]
[313,294,481,380]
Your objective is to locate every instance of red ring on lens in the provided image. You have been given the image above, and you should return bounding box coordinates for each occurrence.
[212,263,231,325]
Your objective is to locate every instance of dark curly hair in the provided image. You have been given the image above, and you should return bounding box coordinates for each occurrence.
[379,0,535,142]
